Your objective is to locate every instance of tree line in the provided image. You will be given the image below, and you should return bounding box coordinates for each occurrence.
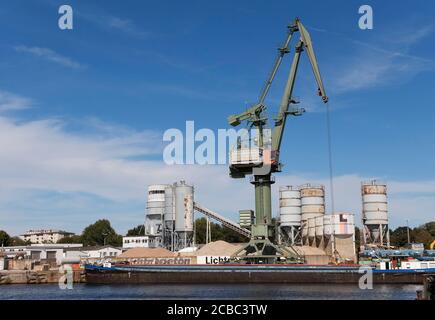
[1,220,434,248]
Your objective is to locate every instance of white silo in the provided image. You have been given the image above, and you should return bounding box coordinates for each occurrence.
[174,180,194,250]
[279,186,302,245]
[361,180,390,247]
[300,184,325,245]
[300,184,325,221]
[163,185,176,250]
[145,184,169,246]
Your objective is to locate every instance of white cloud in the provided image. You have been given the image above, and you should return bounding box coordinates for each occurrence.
[0,90,33,112]
[321,25,435,94]
[14,46,84,69]
[0,114,433,235]
[75,9,151,38]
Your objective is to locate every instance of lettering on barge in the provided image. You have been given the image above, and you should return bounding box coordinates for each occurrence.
[126,257,192,265]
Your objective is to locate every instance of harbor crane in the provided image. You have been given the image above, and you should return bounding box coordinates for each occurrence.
[228,18,328,263]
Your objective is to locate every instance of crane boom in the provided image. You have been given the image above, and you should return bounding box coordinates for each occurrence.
[258,22,298,105]
[272,19,328,152]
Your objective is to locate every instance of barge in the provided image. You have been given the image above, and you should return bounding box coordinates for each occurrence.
[85,263,435,284]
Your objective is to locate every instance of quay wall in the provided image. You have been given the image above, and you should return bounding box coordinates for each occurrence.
[0,270,85,285]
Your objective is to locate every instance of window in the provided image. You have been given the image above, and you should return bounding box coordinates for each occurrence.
[149,190,165,194]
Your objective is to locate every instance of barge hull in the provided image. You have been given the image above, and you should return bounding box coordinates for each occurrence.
[85,268,425,284]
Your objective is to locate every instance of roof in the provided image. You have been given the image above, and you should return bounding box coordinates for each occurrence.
[118,247,175,258]
[21,229,74,236]
[64,245,121,252]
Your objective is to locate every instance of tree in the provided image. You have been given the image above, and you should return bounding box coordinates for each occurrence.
[354,226,361,254]
[0,230,11,246]
[81,219,122,247]
[411,227,433,249]
[9,236,29,246]
[422,222,435,237]
[194,218,247,244]
[390,226,409,247]
[126,224,145,236]
[57,235,83,244]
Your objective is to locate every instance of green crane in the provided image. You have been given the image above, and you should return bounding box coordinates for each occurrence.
[228,18,328,263]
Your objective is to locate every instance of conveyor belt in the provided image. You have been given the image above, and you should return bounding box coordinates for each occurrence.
[194,202,251,238]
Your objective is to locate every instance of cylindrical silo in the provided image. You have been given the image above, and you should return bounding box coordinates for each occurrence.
[146,184,168,237]
[361,180,389,247]
[174,180,194,232]
[163,185,175,251]
[279,186,302,227]
[164,186,175,223]
[362,181,388,225]
[279,186,302,245]
[300,184,325,222]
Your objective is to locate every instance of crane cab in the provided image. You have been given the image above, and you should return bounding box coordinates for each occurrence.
[229,146,280,178]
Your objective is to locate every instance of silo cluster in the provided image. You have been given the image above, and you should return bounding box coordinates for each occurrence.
[145,180,194,251]
[278,183,356,262]
[361,180,389,247]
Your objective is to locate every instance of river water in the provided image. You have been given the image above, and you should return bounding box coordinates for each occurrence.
[0,283,422,300]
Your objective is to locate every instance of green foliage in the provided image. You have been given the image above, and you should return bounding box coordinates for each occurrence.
[0,230,11,246]
[126,224,145,236]
[9,236,29,246]
[81,219,122,247]
[390,222,435,249]
[390,226,410,248]
[354,226,361,253]
[422,222,435,237]
[195,218,247,244]
[57,235,83,244]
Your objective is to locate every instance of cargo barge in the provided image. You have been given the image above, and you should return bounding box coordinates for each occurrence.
[85,264,435,284]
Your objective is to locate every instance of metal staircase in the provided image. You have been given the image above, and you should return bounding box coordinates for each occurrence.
[193,202,251,238]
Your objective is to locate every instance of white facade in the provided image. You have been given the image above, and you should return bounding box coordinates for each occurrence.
[123,236,151,249]
[64,246,122,261]
[2,244,83,265]
[0,256,5,270]
[20,229,74,244]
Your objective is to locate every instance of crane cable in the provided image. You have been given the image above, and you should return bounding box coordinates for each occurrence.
[325,100,335,214]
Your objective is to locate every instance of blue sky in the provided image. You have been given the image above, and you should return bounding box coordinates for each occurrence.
[1,0,435,236]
